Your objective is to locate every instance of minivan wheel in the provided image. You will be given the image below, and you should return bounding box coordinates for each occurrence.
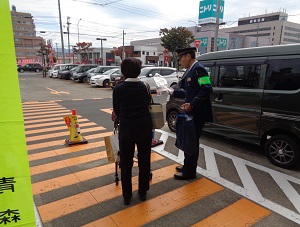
[103,79,110,88]
[167,110,179,132]
[265,134,300,169]
[20,69,24,73]
[36,69,40,72]
[83,77,88,83]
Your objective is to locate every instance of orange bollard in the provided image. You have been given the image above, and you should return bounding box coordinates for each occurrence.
[63,109,88,146]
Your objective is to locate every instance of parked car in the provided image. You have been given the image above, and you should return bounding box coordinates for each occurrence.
[75,67,97,83]
[57,66,78,79]
[90,68,120,87]
[49,64,78,78]
[109,65,153,88]
[18,63,43,73]
[138,67,178,91]
[87,65,119,83]
[166,44,300,169]
[71,64,98,81]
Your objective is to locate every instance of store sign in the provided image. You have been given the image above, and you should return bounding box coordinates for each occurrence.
[217,38,227,47]
[198,0,225,25]
[0,1,36,226]
[196,37,208,46]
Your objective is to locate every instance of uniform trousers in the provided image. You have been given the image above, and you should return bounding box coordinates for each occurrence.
[181,114,204,176]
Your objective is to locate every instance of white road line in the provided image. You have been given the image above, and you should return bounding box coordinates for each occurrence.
[232,159,264,202]
[204,149,220,178]
[271,173,300,213]
[153,129,300,225]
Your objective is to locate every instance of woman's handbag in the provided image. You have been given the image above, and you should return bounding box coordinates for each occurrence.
[175,112,198,155]
[145,82,165,129]
[104,127,119,163]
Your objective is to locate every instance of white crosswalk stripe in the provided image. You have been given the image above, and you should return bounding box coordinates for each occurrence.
[153,129,300,225]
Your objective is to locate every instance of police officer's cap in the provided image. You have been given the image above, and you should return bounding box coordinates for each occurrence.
[175,47,197,61]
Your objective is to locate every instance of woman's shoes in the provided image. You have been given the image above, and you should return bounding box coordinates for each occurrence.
[139,192,147,201]
[123,196,132,205]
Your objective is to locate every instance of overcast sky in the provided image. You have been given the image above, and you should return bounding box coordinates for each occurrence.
[8,0,300,49]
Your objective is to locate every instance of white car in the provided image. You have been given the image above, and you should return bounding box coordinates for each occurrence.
[90,68,121,87]
[48,64,77,78]
[138,67,178,91]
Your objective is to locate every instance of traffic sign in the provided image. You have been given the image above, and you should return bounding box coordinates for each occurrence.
[194,40,202,50]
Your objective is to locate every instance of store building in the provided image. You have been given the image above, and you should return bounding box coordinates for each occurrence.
[11,5,44,65]
[221,12,300,46]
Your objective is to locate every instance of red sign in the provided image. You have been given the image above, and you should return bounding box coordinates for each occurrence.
[194,40,201,50]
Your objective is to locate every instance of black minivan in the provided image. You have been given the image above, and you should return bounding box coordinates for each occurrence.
[166,44,300,169]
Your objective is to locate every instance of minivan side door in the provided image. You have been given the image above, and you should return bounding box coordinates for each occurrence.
[209,58,267,144]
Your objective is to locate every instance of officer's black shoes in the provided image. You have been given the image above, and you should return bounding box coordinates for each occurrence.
[139,192,147,201]
[174,172,196,180]
[175,165,183,172]
[123,195,132,205]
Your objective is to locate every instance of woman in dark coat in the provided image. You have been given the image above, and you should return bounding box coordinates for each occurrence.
[112,57,152,205]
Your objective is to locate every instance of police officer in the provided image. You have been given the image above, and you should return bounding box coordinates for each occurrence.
[173,47,213,180]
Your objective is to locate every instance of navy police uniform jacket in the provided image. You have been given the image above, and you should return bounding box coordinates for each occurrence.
[174,61,213,124]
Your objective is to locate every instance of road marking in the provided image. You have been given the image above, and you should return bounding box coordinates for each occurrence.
[32,152,165,195]
[26,126,105,142]
[46,87,69,95]
[192,198,271,227]
[37,164,178,223]
[154,129,300,225]
[83,178,223,227]
[26,132,112,151]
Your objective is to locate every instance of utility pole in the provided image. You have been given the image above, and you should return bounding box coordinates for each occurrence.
[67,16,71,63]
[58,0,65,63]
[213,0,221,52]
[55,42,58,59]
[77,18,82,43]
[256,22,259,47]
[122,30,125,60]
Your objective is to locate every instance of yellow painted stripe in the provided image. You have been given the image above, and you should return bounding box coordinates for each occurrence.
[100,108,113,114]
[26,132,112,151]
[92,98,103,100]
[192,198,271,227]
[28,141,104,161]
[24,112,76,120]
[22,101,58,105]
[22,107,66,113]
[22,105,61,110]
[25,122,96,135]
[26,126,105,142]
[24,115,83,124]
[24,118,89,129]
[23,109,71,116]
[49,100,63,102]
[30,152,105,176]
[83,178,223,227]
[37,164,177,223]
[32,152,165,195]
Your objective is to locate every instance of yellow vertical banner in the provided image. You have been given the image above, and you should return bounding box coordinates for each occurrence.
[0,1,36,226]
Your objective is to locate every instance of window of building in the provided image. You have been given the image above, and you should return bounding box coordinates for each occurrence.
[142,51,145,55]
[265,59,300,90]
[146,52,149,55]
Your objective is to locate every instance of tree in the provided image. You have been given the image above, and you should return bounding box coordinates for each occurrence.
[159,26,195,66]
[110,47,131,58]
[37,43,57,66]
[74,42,93,63]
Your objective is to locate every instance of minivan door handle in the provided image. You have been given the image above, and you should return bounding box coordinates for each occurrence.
[214,92,223,102]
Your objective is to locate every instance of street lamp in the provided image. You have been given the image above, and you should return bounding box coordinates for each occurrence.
[71,45,76,63]
[96,38,107,65]
[77,18,82,43]
[188,20,199,33]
